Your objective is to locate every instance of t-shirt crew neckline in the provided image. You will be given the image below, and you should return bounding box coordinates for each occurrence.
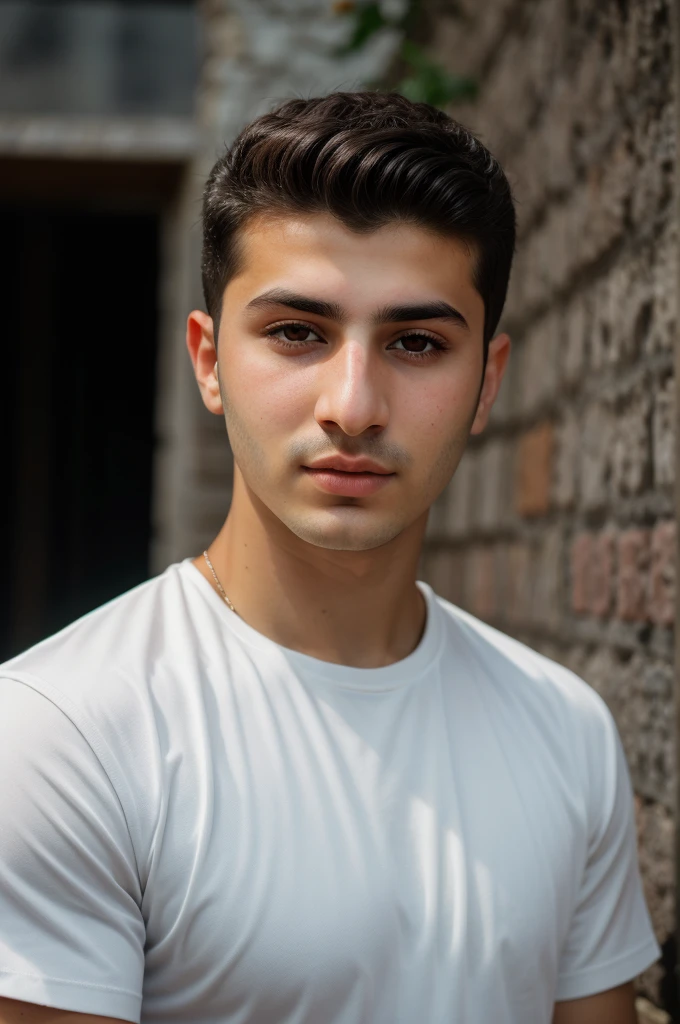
[179,557,443,692]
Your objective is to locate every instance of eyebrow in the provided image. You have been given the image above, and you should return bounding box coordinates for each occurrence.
[244,288,469,330]
[245,289,346,322]
[372,301,469,330]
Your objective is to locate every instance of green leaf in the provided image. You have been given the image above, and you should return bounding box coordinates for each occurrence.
[336,2,388,55]
[397,40,477,107]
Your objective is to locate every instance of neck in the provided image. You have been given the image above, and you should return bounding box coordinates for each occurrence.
[194,472,428,668]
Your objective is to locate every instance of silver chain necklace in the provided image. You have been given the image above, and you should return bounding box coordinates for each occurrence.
[202,550,238,616]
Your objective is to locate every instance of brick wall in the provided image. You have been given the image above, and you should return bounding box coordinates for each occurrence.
[421,0,676,1010]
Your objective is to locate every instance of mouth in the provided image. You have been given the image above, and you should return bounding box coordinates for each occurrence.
[302,464,396,498]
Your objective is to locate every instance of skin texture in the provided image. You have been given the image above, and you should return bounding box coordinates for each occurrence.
[0,985,639,1023]
[0,215,640,1023]
[552,982,638,1024]
[0,998,126,1022]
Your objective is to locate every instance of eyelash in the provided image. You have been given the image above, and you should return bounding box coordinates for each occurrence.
[264,320,448,362]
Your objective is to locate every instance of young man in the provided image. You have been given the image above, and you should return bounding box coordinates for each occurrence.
[0,93,659,1024]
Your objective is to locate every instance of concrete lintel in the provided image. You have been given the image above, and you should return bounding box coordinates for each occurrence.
[0,115,202,162]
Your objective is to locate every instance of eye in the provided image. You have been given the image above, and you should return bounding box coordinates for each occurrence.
[388,333,446,359]
[267,322,324,345]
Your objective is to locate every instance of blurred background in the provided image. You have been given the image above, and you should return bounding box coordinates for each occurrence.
[0,0,676,1018]
[0,0,200,654]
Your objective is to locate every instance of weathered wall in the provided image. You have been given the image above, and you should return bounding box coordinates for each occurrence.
[420,0,676,1011]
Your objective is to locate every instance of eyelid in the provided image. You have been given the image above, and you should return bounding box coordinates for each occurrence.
[392,328,445,342]
[265,318,323,334]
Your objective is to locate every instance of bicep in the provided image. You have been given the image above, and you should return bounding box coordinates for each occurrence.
[0,996,129,1023]
[552,982,638,1024]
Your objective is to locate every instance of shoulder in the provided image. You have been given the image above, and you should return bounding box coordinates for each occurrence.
[1,560,195,706]
[430,589,617,754]
[0,561,208,866]
[0,561,206,795]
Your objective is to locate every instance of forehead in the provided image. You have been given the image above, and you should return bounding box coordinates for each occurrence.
[225,212,483,322]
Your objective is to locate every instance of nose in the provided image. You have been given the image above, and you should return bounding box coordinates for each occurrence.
[314,339,389,437]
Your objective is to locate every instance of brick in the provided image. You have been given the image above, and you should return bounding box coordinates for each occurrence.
[426,489,449,538]
[561,295,588,385]
[476,440,511,532]
[505,542,531,626]
[531,527,562,628]
[553,410,579,509]
[648,227,676,355]
[516,314,559,416]
[571,533,592,614]
[648,521,676,627]
[590,530,615,618]
[630,100,674,230]
[590,254,654,369]
[580,403,613,510]
[611,389,651,497]
[423,548,464,607]
[444,452,476,538]
[617,530,651,621]
[570,528,614,619]
[515,422,554,517]
[652,374,674,488]
[467,546,496,621]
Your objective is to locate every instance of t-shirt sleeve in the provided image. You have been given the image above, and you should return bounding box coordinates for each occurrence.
[0,676,145,1021]
[555,696,661,1001]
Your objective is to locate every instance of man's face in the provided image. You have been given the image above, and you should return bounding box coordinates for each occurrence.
[191,213,508,552]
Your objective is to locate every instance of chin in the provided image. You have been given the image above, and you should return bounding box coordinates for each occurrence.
[281,507,407,552]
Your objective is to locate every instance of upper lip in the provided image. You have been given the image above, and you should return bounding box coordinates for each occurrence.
[304,455,394,474]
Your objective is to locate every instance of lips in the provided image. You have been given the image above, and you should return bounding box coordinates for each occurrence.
[304,455,392,475]
[302,456,395,497]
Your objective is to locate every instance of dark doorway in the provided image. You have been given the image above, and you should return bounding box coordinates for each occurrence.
[1,202,161,660]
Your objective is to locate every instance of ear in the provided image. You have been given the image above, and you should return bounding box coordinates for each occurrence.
[186,310,223,415]
[470,332,511,435]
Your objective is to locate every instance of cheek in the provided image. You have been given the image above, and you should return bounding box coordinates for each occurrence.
[398,374,478,449]
[224,350,313,434]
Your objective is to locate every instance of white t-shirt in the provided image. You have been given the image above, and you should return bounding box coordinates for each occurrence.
[0,559,659,1023]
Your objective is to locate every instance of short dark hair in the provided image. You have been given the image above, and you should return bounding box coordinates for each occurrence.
[201,91,516,349]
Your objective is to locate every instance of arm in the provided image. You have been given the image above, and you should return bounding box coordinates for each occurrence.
[0,679,144,1020]
[0,997,128,1023]
[553,982,638,1024]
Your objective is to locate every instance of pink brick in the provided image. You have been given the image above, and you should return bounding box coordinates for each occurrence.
[616,530,650,622]
[571,533,592,614]
[649,521,676,627]
[590,531,615,618]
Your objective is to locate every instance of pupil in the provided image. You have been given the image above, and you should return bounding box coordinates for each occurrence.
[284,326,310,341]
[403,336,427,352]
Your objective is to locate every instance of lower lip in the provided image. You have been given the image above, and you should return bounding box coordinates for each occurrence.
[303,468,395,497]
